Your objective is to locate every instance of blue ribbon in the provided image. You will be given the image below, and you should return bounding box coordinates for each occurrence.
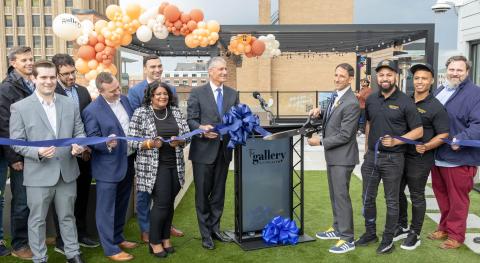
[442,138,480,148]
[262,216,299,245]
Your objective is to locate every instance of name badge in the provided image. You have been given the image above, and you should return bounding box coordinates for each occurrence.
[417,107,426,114]
[388,105,399,110]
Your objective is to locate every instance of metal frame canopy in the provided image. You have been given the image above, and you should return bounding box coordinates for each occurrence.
[126,23,435,66]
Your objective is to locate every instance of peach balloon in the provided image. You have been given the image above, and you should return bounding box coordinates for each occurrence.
[174,20,183,30]
[88,35,98,46]
[187,20,197,31]
[185,34,198,48]
[190,9,204,22]
[106,5,121,21]
[121,34,132,46]
[207,20,220,33]
[95,52,104,63]
[95,20,107,34]
[236,43,245,53]
[85,69,98,81]
[75,58,89,74]
[197,21,206,29]
[180,13,191,23]
[244,44,251,54]
[251,39,266,56]
[87,59,98,70]
[159,2,169,14]
[78,45,96,61]
[94,42,105,52]
[125,3,142,20]
[164,5,181,23]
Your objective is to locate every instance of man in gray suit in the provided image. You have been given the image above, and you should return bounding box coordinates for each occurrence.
[187,57,239,250]
[308,63,360,254]
[9,61,86,263]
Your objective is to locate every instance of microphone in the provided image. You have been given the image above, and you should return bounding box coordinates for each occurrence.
[253,91,267,107]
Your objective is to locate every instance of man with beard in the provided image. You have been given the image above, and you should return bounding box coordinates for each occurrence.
[356,60,423,254]
[428,55,480,249]
[394,64,449,250]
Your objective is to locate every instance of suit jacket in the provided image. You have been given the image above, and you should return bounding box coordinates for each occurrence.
[54,82,92,113]
[322,88,360,166]
[9,94,85,187]
[187,83,239,164]
[82,95,133,182]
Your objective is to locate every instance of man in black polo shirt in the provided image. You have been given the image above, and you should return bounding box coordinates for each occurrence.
[356,60,423,254]
[393,64,449,250]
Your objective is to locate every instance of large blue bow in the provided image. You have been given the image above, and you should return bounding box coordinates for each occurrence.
[262,216,299,245]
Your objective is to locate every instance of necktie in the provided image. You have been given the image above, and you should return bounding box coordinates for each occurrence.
[327,92,338,118]
[216,88,223,116]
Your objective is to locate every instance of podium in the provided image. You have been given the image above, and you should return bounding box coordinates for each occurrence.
[230,125,315,250]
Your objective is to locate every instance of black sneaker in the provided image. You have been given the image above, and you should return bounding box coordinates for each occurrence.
[54,244,65,255]
[393,226,409,242]
[79,237,100,248]
[355,233,379,246]
[400,230,421,250]
[376,239,395,254]
[0,240,11,256]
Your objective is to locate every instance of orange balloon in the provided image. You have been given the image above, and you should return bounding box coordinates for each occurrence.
[94,42,105,52]
[125,3,142,20]
[75,58,89,74]
[190,9,204,22]
[103,59,112,66]
[104,46,116,56]
[95,52,104,63]
[245,52,254,58]
[87,59,98,70]
[251,40,266,56]
[106,5,122,21]
[77,45,96,61]
[244,44,251,54]
[159,2,169,14]
[185,34,198,48]
[164,5,181,22]
[97,34,105,44]
[180,13,191,23]
[187,20,197,31]
[88,35,98,47]
[237,43,245,53]
[207,20,220,33]
[121,34,132,46]
[174,20,183,30]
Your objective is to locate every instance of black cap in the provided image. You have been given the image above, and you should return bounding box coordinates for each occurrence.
[410,63,435,76]
[375,60,397,73]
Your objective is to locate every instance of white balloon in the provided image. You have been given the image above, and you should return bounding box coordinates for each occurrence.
[267,34,275,40]
[53,13,82,41]
[272,40,280,49]
[147,18,156,29]
[76,34,88,45]
[81,20,94,34]
[154,26,169,39]
[87,79,99,100]
[155,14,165,24]
[139,8,158,25]
[136,25,153,42]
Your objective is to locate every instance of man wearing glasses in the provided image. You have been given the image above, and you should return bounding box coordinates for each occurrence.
[51,54,99,253]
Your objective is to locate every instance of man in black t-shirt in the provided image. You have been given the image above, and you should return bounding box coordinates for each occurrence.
[355,60,423,254]
[394,64,449,250]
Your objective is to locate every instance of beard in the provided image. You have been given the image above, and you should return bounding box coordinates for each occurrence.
[446,77,461,88]
[379,81,396,93]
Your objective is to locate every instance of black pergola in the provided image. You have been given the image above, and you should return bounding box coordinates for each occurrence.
[127,23,435,66]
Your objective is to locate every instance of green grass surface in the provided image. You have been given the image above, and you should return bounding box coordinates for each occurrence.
[3,171,479,262]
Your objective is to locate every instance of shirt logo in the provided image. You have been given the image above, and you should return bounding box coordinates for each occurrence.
[388,104,399,110]
[417,107,426,114]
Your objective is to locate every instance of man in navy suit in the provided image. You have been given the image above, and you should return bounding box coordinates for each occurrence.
[82,72,137,262]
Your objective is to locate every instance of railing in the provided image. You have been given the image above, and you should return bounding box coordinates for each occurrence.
[174,90,334,124]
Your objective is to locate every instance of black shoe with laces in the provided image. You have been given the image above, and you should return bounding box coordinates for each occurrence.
[0,240,11,256]
[376,239,395,254]
[79,236,100,248]
[355,233,379,247]
[393,226,409,242]
[400,230,421,250]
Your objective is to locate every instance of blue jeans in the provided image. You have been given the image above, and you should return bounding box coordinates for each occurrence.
[0,158,8,240]
[10,167,29,250]
[136,191,151,233]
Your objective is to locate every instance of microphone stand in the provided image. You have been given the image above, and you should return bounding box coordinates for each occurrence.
[260,102,276,125]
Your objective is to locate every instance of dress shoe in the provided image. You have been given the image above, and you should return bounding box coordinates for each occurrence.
[107,251,134,262]
[171,226,184,237]
[11,246,33,260]
[140,232,149,243]
[148,244,167,258]
[474,237,480,244]
[427,230,448,240]
[119,240,138,249]
[202,237,215,250]
[79,237,99,248]
[440,238,461,249]
[212,231,233,242]
[164,246,175,254]
[0,240,11,256]
[67,254,85,263]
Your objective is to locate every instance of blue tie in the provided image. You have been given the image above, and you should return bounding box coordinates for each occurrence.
[216,88,223,116]
[327,92,338,118]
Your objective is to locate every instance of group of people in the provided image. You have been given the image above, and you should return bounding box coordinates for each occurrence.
[0,46,237,263]
[308,56,480,254]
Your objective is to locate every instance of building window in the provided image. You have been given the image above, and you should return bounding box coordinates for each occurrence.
[18,36,26,46]
[173,73,179,77]
[182,80,188,85]
[164,73,170,77]
[32,0,40,7]
[45,36,53,48]
[165,80,170,83]
[174,80,179,85]
[65,0,74,7]
[44,15,52,27]
[17,15,25,27]
[201,79,207,84]
[182,73,188,77]
[5,0,12,7]
[32,15,40,27]
[46,55,53,61]
[192,80,198,87]
[471,42,480,86]
[6,36,14,48]
[192,73,197,77]
[44,0,51,7]
[34,55,42,61]
[33,35,41,48]
[67,41,74,48]
[5,15,13,27]
[16,0,24,7]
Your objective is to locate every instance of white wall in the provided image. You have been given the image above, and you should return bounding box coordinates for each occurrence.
[458,0,480,55]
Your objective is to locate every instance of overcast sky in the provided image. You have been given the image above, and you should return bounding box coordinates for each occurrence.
[119,0,460,74]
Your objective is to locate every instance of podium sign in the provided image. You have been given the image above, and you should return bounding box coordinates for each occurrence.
[240,137,292,232]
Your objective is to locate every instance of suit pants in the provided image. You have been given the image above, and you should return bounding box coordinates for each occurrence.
[431,165,477,243]
[193,147,230,238]
[26,177,79,263]
[326,165,355,242]
[361,151,404,242]
[54,157,93,246]
[96,155,134,256]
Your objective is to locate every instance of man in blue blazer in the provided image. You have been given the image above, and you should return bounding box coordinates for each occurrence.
[82,72,137,262]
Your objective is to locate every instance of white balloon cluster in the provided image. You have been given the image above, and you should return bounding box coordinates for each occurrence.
[86,79,99,100]
[136,8,168,42]
[76,20,95,46]
[52,13,83,41]
[258,34,281,58]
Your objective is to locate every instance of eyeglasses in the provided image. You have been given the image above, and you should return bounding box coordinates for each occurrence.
[58,70,77,77]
